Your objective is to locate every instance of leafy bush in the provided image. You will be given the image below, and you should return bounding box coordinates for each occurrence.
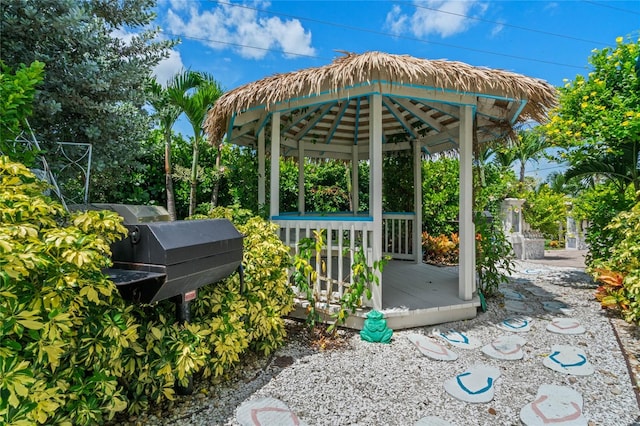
[591,199,640,323]
[522,185,567,239]
[475,211,515,297]
[422,232,459,265]
[0,159,294,424]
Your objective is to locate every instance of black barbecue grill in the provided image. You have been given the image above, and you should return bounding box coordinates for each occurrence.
[73,204,244,322]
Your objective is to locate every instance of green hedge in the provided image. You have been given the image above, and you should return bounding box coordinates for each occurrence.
[0,157,293,425]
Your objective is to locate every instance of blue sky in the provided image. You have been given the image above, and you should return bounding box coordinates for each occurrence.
[148,0,640,180]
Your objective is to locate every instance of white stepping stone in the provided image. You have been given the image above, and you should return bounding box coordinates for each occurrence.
[407,333,458,361]
[525,286,555,298]
[236,397,307,426]
[499,287,526,300]
[546,318,586,335]
[543,345,594,376]
[497,316,532,333]
[542,301,573,314]
[444,365,501,403]
[415,416,454,426]
[520,384,586,425]
[505,300,534,314]
[482,335,527,360]
[432,329,482,349]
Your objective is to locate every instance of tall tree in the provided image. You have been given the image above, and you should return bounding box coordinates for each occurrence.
[147,72,202,220]
[544,35,640,200]
[500,128,549,184]
[172,74,223,216]
[0,0,175,201]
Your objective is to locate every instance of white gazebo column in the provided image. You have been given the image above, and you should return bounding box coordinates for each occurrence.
[269,112,281,217]
[458,105,474,300]
[352,145,359,214]
[369,93,383,309]
[298,141,305,214]
[413,140,422,264]
[258,130,265,209]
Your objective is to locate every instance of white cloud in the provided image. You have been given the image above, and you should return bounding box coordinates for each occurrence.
[153,49,186,86]
[385,0,488,38]
[491,22,504,37]
[164,1,316,60]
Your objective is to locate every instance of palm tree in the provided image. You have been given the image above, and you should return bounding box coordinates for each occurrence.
[172,73,223,216]
[147,71,202,220]
[564,143,640,200]
[508,128,549,183]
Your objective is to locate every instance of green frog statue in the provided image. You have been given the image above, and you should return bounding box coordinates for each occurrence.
[360,310,393,343]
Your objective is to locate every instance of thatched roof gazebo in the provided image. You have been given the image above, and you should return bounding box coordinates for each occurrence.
[205,51,556,329]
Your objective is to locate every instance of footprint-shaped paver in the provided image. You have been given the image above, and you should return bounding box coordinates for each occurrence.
[236,397,307,426]
[546,318,586,335]
[496,316,532,333]
[444,365,501,403]
[415,416,454,426]
[505,300,534,314]
[407,333,458,361]
[525,286,555,298]
[520,384,586,425]
[543,345,594,376]
[542,301,573,314]
[433,329,482,349]
[500,287,527,300]
[482,335,527,360]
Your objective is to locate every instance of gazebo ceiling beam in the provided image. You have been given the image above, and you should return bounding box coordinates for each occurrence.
[392,97,446,132]
[232,108,265,127]
[283,106,322,135]
[382,96,418,138]
[294,102,337,141]
[323,101,350,144]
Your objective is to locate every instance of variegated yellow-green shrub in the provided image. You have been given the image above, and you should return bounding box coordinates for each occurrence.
[1,159,295,425]
[0,156,132,425]
[591,199,640,324]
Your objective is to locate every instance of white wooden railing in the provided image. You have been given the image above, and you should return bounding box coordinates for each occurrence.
[382,212,416,260]
[273,215,375,306]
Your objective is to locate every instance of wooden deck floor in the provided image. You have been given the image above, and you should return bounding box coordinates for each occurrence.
[289,260,481,330]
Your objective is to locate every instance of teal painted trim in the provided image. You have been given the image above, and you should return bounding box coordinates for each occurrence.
[510,100,528,125]
[283,106,321,134]
[272,215,373,222]
[263,80,519,110]
[382,98,416,137]
[297,101,338,141]
[325,102,350,144]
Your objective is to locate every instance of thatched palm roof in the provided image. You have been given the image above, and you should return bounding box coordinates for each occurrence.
[205,51,556,158]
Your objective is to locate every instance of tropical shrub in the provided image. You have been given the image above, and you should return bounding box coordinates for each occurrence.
[0,156,132,424]
[475,211,515,297]
[591,199,640,323]
[522,185,568,239]
[0,159,294,424]
[422,232,459,265]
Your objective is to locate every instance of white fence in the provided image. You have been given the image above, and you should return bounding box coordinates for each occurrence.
[382,213,416,260]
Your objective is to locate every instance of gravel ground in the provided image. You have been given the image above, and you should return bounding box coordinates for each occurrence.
[123,259,640,426]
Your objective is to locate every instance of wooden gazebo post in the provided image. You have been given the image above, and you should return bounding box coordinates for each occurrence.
[459,105,475,300]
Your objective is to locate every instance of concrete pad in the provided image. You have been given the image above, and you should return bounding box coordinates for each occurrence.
[542,301,573,314]
[415,416,454,426]
[499,287,526,300]
[407,333,458,361]
[433,329,482,349]
[543,345,594,376]
[546,318,586,335]
[496,316,532,333]
[505,300,534,314]
[482,335,527,360]
[444,365,501,403]
[236,397,307,426]
[520,384,586,425]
